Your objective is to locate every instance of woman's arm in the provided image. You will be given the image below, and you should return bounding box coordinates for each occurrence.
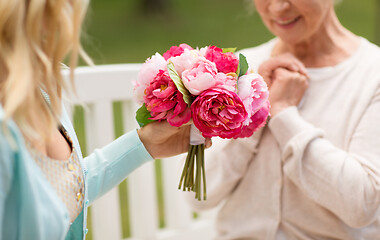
[84,121,196,204]
[83,129,152,204]
[269,88,380,227]
[261,55,380,227]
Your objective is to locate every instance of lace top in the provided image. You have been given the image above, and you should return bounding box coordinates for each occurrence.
[26,127,84,223]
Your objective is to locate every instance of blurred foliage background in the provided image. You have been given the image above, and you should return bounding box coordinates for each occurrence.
[82,0,377,65]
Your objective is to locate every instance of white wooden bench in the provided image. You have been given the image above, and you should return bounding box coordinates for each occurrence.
[63,64,217,240]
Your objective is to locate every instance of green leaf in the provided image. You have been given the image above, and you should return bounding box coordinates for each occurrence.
[136,104,155,127]
[222,48,237,53]
[238,53,249,77]
[167,62,193,106]
[236,63,240,78]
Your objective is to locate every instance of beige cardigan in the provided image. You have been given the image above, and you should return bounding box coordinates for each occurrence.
[185,38,380,240]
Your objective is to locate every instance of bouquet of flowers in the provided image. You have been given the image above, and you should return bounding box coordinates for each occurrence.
[133,44,270,200]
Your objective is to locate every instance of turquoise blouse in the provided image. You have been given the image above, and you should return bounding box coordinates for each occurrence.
[0,104,153,240]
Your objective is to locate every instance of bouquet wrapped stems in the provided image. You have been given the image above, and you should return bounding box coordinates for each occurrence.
[178,144,206,200]
[178,126,207,200]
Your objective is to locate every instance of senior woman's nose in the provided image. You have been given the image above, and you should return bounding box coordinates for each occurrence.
[268,0,291,13]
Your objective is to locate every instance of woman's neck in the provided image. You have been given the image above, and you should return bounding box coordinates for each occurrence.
[272,9,360,68]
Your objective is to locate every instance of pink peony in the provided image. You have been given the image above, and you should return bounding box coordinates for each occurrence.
[198,46,208,57]
[144,70,191,127]
[191,88,248,139]
[170,49,200,75]
[182,57,218,95]
[163,43,194,60]
[233,101,270,138]
[237,73,269,124]
[214,72,237,92]
[134,53,167,103]
[204,46,239,74]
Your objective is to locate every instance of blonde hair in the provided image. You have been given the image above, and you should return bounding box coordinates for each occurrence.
[0,0,90,141]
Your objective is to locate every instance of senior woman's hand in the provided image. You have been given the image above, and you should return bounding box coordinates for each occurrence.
[258,53,308,88]
[258,54,309,117]
[268,68,309,116]
[137,121,212,159]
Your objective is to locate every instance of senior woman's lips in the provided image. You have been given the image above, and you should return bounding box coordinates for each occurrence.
[273,16,301,29]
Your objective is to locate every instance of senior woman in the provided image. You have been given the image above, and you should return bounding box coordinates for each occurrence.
[186,0,380,239]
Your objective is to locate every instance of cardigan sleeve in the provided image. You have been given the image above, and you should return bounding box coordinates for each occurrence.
[268,87,380,228]
[0,123,16,239]
[83,129,153,204]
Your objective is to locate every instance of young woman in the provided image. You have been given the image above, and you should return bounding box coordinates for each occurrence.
[0,0,202,239]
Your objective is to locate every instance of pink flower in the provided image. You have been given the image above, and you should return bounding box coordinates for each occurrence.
[134,53,167,103]
[214,72,237,92]
[204,46,239,74]
[191,88,248,139]
[233,101,270,138]
[144,70,191,127]
[170,49,200,75]
[163,43,194,60]
[182,57,218,95]
[237,73,269,124]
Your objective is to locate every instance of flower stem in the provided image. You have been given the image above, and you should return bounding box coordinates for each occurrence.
[194,145,201,200]
[201,144,207,200]
[178,145,193,190]
[185,146,195,190]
